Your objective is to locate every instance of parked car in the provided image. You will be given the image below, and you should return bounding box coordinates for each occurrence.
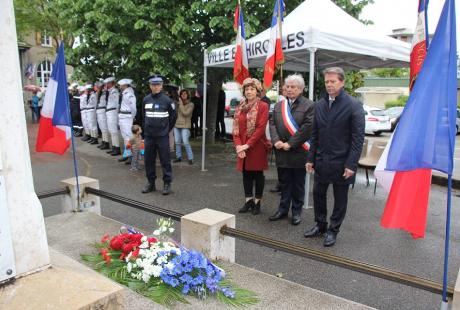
[364,105,391,136]
[385,106,404,131]
[224,90,242,116]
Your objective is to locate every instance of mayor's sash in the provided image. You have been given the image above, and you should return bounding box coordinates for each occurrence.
[280,99,310,151]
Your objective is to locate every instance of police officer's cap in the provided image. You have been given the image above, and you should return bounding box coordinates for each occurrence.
[118,78,133,86]
[84,84,93,90]
[70,82,79,88]
[103,77,115,84]
[148,74,164,85]
[77,86,85,92]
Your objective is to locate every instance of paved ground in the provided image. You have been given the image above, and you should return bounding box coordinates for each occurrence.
[29,123,460,310]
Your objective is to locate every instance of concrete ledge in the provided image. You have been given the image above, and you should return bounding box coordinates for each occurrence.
[44,212,375,309]
[0,248,123,310]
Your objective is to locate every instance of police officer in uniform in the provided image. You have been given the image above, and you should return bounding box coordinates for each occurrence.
[80,84,92,141]
[104,77,121,156]
[87,84,99,144]
[141,75,177,195]
[117,78,136,162]
[95,81,110,150]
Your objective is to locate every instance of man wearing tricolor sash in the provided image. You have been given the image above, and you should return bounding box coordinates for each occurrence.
[269,74,314,226]
[304,67,365,247]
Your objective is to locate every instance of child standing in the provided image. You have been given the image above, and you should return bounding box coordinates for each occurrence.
[128,125,143,171]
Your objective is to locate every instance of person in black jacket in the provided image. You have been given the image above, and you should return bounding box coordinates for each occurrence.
[141,75,177,195]
[304,67,365,247]
[268,74,314,226]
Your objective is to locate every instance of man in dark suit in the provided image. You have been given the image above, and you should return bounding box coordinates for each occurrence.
[304,67,365,247]
[269,74,314,226]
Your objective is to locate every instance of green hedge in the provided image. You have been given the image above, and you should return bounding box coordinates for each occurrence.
[384,95,409,109]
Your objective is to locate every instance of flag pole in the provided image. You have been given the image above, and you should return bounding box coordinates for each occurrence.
[441,174,452,308]
[60,41,81,211]
[425,0,430,50]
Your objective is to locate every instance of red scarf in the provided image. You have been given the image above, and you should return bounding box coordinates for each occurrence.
[233,98,259,137]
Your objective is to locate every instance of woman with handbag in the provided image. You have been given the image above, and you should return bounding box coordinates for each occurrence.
[233,78,270,215]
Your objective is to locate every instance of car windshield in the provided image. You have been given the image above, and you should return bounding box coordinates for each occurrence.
[387,107,404,117]
[370,109,386,116]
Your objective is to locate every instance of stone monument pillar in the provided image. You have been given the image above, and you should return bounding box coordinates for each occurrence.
[0,0,50,280]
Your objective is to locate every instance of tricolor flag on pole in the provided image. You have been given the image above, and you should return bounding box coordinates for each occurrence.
[35,42,72,155]
[233,0,250,85]
[374,0,456,239]
[263,0,285,89]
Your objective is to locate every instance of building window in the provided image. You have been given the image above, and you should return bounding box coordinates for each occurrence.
[41,30,52,47]
[37,60,52,88]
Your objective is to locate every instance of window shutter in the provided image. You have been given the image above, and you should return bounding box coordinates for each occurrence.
[35,32,42,45]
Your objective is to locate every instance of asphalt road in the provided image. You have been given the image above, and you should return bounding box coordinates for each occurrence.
[30,123,460,310]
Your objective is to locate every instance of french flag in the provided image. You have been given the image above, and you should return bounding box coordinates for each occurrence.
[409,0,429,90]
[375,0,456,239]
[263,0,285,89]
[233,1,250,85]
[35,42,71,155]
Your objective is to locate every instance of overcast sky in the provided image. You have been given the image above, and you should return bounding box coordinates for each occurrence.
[360,0,453,38]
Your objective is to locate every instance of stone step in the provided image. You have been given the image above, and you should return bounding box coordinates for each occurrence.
[44,212,376,309]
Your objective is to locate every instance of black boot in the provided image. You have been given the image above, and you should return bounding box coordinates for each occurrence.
[100,142,110,150]
[142,182,156,193]
[239,199,254,213]
[106,146,115,154]
[173,158,182,163]
[252,200,261,215]
[81,134,90,141]
[90,138,99,145]
[162,183,171,195]
[111,147,121,156]
[86,137,94,143]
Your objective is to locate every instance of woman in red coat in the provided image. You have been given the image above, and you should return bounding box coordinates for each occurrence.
[233,78,270,215]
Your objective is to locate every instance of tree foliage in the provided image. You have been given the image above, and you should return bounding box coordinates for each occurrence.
[371,68,409,78]
[14,0,75,47]
[14,0,373,142]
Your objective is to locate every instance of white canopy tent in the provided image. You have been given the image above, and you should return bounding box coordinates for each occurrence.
[201,0,411,171]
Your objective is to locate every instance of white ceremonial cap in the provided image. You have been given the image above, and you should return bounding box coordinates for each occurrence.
[117,78,133,86]
[103,77,115,84]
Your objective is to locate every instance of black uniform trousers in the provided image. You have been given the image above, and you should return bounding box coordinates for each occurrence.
[313,181,349,233]
[278,168,306,216]
[144,135,172,184]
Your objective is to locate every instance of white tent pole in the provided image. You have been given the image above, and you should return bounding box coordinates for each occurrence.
[308,48,316,101]
[304,47,316,210]
[201,51,208,172]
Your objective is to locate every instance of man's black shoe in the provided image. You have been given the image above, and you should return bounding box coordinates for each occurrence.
[142,183,155,193]
[324,231,338,247]
[118,157,129,162]
[110,147,121,156]
[269,183,281,193]
[291,214,301,225]
[162,183,171,195]
[304,225,327,238]
[269,211,288,221]
[124,157,132,165]
[100,142,110,150]
[81,134,90,141]
[107,147,115,154]
[173,158,182,163]
[90,138,99,145]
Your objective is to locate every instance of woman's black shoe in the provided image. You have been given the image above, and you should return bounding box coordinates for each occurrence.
[252,201,261,215]
[238,200,254,213]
